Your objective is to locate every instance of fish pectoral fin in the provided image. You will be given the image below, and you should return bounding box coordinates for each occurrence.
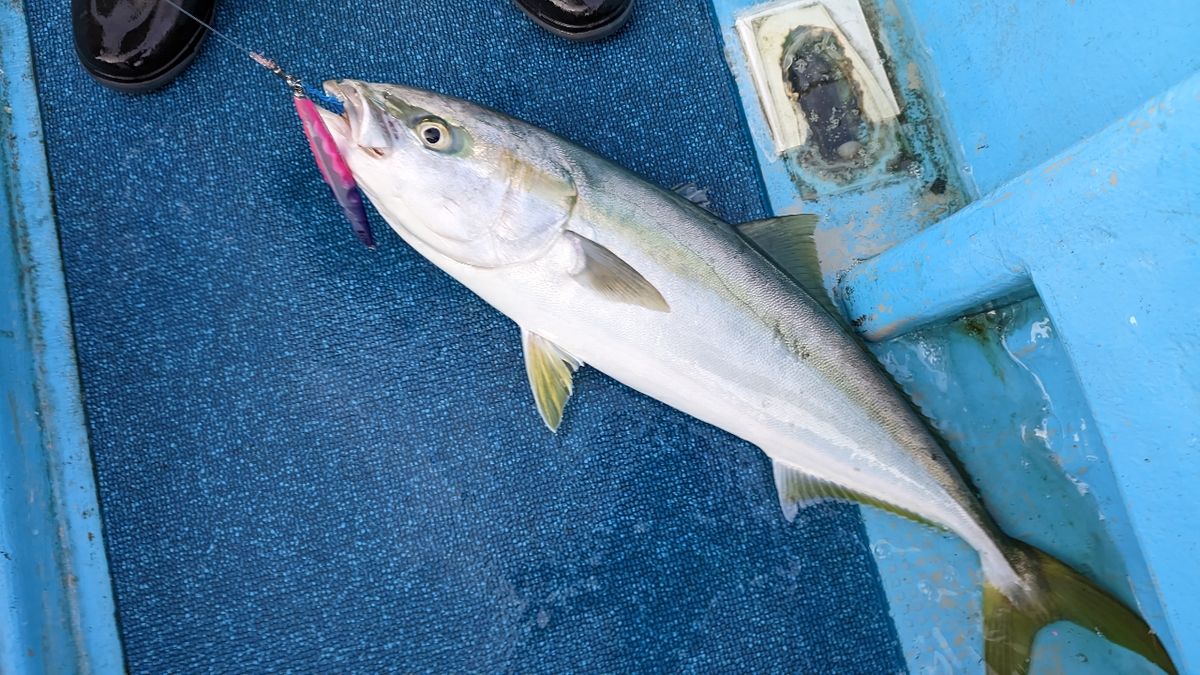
[771,459,936,526]
[671,181,713,211]
[522,328,583,432]
[736,215,846,325]
[566,231,669,312]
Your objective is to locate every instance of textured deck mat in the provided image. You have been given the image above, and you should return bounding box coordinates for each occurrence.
[25,0,904,670]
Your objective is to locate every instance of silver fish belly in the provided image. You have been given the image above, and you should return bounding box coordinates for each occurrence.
[509,152,1009,577]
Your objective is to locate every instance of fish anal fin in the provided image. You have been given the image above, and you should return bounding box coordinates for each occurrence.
[771,459,936,527]
[772,461,858,522]
[737,215,845,324]
[521,329,582,432]
[566,231,669,312]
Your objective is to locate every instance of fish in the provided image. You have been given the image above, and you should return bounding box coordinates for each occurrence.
[316,79,1175,675]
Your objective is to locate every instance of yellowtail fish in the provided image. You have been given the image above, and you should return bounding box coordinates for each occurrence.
[318,79,1175,675]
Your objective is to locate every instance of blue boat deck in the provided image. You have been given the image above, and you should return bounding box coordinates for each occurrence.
[2,0,1197,672]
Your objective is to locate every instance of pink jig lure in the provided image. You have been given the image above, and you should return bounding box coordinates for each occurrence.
[292,95,375,249]
[248,51,374,249]
[159,1,375,248]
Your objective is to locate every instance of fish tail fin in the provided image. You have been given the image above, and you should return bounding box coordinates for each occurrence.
[983,541,1176,675]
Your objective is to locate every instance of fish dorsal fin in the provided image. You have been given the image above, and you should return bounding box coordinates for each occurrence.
[672,182,713,210]
[521,329,583,432]
[566,231,669,312]
[736,215,844,324]
[771,459,936,527]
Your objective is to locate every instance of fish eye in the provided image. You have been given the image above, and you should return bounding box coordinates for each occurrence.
[416,118,453,151]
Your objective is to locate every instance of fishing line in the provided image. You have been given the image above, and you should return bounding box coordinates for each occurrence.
[162,0,344,113]
[161,0,373,247]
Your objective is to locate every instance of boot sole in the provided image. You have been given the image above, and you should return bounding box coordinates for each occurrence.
[518,0,634,42]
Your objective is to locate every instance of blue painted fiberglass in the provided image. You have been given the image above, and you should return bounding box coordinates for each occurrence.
[1,0,1196,672]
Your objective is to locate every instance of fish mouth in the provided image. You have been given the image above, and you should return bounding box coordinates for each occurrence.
[322,79,392,151]
[322,80,360,130]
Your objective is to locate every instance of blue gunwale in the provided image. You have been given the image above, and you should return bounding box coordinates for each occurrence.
[0,0,124,672]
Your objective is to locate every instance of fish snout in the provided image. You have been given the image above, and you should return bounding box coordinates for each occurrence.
[322,79,392,152]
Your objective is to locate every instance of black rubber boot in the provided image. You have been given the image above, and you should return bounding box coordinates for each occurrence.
[512,0,634,41]
[72,0,217,92]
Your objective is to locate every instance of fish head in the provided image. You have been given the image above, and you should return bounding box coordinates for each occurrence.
[319,80,577,268]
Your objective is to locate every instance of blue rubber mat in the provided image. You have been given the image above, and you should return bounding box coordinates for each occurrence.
[25,0,904,671]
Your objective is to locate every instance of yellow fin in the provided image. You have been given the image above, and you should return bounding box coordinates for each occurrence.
[521,329,582,432]
[771,459,936,527]
[772,460,857,522]
[984,544,1177,675]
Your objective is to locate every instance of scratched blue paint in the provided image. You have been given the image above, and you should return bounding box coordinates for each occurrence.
[900,0,1200,198]
[0,1,124,672]
[867,299,1167,674]
[713,0,1193,672]
[843,71,1200,672]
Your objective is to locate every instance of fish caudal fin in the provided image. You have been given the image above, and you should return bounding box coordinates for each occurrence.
[985,542,1176,675]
